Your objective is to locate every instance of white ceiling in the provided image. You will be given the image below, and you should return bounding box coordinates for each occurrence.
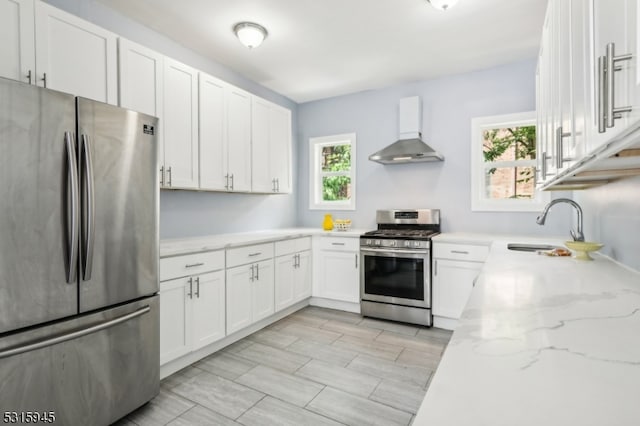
[100,0,547,103]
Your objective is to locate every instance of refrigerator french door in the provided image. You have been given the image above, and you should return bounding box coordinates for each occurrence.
[0,77,159,425]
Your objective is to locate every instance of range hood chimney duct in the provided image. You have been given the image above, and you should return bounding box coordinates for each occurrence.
[369,96,444,164]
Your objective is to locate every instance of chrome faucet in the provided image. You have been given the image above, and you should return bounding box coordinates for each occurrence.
[536,198,585,241]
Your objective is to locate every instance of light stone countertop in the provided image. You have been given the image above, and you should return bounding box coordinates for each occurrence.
[414,239,640,426]
[160,227,367,257]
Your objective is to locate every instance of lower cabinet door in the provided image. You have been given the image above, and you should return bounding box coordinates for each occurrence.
[192,270,226,350]
[293,250,312,302]
[318,250,359,303]
[226,265,253,334]
[252,259,275,322]
[159,277,192,364]
[432,259,482,319]
[275,255,295,311]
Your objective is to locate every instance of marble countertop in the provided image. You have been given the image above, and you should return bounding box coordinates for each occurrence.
[414,240,640,426]
[160,228,367,257]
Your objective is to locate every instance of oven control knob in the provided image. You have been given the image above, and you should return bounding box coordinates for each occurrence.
[389,240,396,247]
[366,239,372,245]
[414,241,421,248]
[405,240,411,247]
[375,240,381,246]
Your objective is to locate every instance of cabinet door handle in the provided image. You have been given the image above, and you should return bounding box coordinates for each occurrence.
[293,254,298,268]
[230,173,234,191]
[185,262,204,268]
[41,72,47,88]
[248,252,262,257]
[250,264,255,282]
[434,260,438,276]
[160,166,165,186]
[605,42,633,129]
[167,166,172,187]
[598,55,607,133]
[195,276,200,298]
[555,126,572,169]
[256,263,259,280]
[187,277,193,299]
[355,253,358,269]
[27,69,32,84]
[451,250,469,255]
[332,242,345,246]
[276,178,280,192]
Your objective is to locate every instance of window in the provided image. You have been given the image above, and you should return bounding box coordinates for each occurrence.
[309,133,356,210]
[471,112,549,211]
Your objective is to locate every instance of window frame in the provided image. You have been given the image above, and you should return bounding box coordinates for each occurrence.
[308,133,357,211]
[470,111,549,212]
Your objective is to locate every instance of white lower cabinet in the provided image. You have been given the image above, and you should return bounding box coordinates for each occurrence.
[313,237,360,304]
[275,238,312,311]
[226,244,275,335]
[159,270,225,365]
[432,241,489,330]
[159,251,225,365]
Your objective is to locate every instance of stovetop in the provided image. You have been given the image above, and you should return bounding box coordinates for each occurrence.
[362,229,439,240]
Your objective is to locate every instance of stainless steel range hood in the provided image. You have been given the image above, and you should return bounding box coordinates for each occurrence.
[369,96,444,164]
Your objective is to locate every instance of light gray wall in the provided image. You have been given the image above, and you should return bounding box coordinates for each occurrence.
[574,176,640,271]
[297,59,571,236]
[43,0,299,238]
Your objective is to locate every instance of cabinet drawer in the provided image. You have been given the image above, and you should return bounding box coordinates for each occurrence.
[433,242,489,262]
[317,236,359,252]
[227,243,274,268]
[160,250,224,282]
[275,237,312,256]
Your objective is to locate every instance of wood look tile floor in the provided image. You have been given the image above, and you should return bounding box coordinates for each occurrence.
[113,307,452,426]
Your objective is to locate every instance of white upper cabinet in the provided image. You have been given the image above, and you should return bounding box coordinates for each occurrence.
[0,0,35,84]
[118,38,163,117]
[251,96,292,193]
[199,73,227,191]
[163,57,199,189]
[226,86,252,192]
[118,38,164,180]
[34,1,117,104]
[537,0,640,189]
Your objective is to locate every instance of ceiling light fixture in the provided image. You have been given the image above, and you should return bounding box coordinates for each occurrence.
[233,22,268,49]
[427,0,459,11]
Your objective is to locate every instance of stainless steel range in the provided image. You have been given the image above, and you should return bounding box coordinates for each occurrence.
[360,209,440,327]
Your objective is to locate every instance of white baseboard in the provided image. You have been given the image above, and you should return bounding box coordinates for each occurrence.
[433,315,458,331]
[309,297,360,314]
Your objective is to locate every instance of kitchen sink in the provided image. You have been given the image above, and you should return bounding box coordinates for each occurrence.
[507,243,561,252]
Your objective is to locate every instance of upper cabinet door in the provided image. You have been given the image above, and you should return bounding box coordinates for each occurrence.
[269,104,292,194]
[199,72,227,191]
[589,0,637,145]
[163,57,199,189]
[226,86,252,192]
[118,38,164,170]
[34,1,117,104]
[0,0,35,84]
[251,96,273,193]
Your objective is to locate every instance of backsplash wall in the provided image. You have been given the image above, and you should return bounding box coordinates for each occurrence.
[297,60,571,236]
[574,176,640,271]
[44,0,299,239]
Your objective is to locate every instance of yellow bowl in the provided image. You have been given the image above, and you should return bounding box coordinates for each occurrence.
[564,241,604,261]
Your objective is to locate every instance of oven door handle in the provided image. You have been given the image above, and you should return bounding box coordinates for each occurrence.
[360,247,428,256]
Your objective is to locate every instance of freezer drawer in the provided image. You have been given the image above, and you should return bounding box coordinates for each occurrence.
[0,296,159,426]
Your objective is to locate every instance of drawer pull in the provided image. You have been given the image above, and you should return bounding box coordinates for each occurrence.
[331,242,346,246]
[185,262,205,268]
[451,250,469,255]
[248,252,262,257]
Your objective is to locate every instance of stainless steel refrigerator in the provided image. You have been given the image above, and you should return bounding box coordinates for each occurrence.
[0,77,159,425]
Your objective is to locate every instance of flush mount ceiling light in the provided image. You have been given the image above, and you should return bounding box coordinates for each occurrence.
[233,22,268,49]
[427,0,459,11]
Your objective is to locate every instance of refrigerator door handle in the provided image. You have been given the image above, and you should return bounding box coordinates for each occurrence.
[0,305,150,359]
[80,134,96,281]
[65,131,79,284]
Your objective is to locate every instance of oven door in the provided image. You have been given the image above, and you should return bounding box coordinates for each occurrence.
[360,247,430,308]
